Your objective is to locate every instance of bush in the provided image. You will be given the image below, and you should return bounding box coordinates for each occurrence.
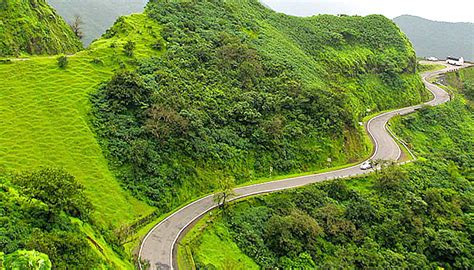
[91,58,103,65]
[123,41,136,57]
[152,39,165,51]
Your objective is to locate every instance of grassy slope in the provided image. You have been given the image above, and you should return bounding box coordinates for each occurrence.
[179,68,474,269]
[0,0,82,56]
[0,13,161,268]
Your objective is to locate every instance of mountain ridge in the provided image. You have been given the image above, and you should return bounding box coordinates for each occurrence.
[0,0,82,56]
[393,15,474,61]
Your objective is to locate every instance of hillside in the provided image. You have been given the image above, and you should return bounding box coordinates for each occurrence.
[180,67,474,268]
[47,0,148,46]
[0,0,82,56]
[394,15,474,61]
[0,13,161,269]
[92,0,427,214]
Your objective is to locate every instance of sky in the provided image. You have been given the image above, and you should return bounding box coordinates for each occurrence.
[260,0,474,23]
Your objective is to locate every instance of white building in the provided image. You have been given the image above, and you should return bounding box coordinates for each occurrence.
[446,56,464,66]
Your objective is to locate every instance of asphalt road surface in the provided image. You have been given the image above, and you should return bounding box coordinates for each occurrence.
[139,62,469,270]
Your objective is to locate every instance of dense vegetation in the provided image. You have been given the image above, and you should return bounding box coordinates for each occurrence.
[182,68,474,269]
[0,0,82,56]
[92,0,427,213]
[394,15,474,61]
[444,65,474,100]
[47,0,148,46]
[0,168,104,269]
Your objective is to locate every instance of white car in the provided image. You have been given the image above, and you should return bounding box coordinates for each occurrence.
[360,160,372,170]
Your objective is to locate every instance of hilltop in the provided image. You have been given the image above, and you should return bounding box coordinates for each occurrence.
[47,0,148,46]
[394,15,474,61]
[0,0,82,56]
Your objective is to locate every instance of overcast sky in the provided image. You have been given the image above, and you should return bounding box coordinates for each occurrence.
[260,0,473,23]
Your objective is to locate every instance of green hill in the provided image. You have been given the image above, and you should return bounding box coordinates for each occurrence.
[92,0,426,213]
[393,15,474,61]
[47,0,148,46]
[0,0,82,56]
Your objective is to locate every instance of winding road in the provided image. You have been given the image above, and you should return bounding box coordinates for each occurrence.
[139,62,469,270]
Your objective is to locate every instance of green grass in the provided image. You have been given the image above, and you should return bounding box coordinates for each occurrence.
[0,55,152,227]
[178,213,259,270]
[418,63,445,72]
[0,13,162,227]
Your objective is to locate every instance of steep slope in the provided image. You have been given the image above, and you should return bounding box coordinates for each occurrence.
[394,15,474,61]
[0,0,82,56]
[47,0,148,46]
[92,0,427,215]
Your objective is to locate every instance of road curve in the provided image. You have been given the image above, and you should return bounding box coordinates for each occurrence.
[139,62,468,270]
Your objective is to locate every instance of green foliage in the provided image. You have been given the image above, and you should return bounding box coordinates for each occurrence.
[0,0,82,56]
[0,169,102,269]
[12,168,93,219]
[92,0,425,214]
[56,56,68,69]
[2,250,52,270]
[444,67,474,101]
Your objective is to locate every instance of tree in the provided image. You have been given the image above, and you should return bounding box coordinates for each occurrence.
[13,168,93,219]
[123,41,136,57]
[57,56,68,69]
[69,15,84,40]
[213,176,236,214]
[374,164,407,193]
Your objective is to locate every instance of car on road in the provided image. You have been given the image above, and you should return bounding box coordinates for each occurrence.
[360,160,372,170]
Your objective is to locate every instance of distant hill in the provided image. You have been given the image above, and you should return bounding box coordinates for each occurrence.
[47,0,148,46]
[0,0,82,56]
[394,15,474,61]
